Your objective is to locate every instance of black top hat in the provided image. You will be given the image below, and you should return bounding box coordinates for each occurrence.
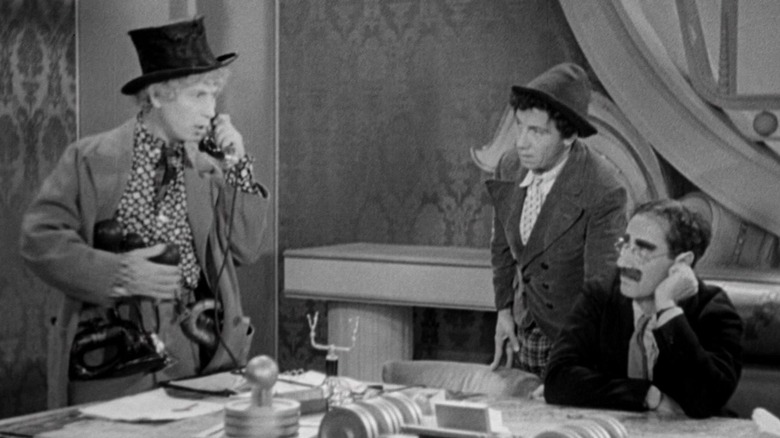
[121,16,237,95]
[511,63,597,137]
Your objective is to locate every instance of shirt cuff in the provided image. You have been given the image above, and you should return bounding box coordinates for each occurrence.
[225,155,268,197]
[656,306,683,326]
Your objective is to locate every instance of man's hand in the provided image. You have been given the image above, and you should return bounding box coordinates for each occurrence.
[212,114,245,167]
[654,262,698,311]
[112,244,181,301]
[647,385,684,415]
[656,391,684,415]
[490,308,519,370]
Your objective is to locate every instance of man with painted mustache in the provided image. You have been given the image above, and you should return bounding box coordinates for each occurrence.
[543,199,743,418]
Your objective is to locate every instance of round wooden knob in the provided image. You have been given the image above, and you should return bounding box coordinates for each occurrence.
[245,355,278,408]
[225,356,303,437]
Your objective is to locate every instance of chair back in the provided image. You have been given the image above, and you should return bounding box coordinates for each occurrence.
[382,360,541,398]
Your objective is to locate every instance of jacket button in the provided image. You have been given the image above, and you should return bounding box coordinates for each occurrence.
[541,262,549,269]
[522,276,531,284]
[542,283,549,289]
[546,302,554,309]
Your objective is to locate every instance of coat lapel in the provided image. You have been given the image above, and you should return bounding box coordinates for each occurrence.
[183,143,221,264]
[486,179,527,254]
[84,119,135,221]
[486,179,525,226]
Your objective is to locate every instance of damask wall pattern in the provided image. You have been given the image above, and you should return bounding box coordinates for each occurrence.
[278,0,588,370]
[0,0,76,417]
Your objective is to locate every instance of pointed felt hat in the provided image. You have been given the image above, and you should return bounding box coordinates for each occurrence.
[511,63,597,137]
[121,16,237,95]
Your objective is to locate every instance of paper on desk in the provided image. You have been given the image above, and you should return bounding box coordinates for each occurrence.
[270,370,327,395]
[166,371,249,395]
[276,370,327,389]
[80,388,224,422]
[166,369,327,399]
[274,371,371,395]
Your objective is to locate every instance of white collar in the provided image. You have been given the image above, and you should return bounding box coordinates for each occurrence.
[519,153,569,188]
[632,300,656,326]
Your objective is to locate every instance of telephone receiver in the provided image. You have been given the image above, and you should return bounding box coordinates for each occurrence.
[198,116,225,160]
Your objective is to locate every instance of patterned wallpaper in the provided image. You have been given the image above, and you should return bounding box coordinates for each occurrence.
[0,0,588,416]
[0,0,76,417]
[277,0,589,371]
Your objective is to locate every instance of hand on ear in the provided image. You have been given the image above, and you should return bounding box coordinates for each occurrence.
[654,252,698,310]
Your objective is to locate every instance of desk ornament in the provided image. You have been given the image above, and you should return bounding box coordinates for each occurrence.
[307,311,360,409]
[319,391,423,438]
[223,355,301,438]
[532,414,628,438]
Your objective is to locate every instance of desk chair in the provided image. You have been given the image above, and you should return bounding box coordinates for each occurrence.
[381,360,541,398]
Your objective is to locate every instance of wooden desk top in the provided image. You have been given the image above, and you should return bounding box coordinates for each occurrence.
[283,242,780,312]
[284,242,489,267]
[0,404,224,438]
[490,398,759,438]
[0,392,760,438]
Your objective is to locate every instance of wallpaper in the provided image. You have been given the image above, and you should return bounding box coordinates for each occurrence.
[0,0,77,417]
[277,0,589,371]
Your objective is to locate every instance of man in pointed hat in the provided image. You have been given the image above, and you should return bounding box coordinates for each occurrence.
[21,16,269,407]
[487,63,627,378]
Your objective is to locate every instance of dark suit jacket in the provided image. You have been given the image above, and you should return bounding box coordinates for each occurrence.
[486,141,627,340]
[544,279,744,418]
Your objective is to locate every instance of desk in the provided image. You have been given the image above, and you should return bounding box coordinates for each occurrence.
[0,391,761,438]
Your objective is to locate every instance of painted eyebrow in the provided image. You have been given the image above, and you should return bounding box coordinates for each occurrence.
[634,238,657,251]
[622,234,657,251]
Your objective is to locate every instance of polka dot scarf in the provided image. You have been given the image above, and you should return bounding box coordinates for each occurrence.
[115,116,200,291]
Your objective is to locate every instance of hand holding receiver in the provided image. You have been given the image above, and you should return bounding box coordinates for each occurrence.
[654,262,698,312]
[198,128,224,160]
[490,308,520,370]
[200,114,245,168]
[113,243,181,301]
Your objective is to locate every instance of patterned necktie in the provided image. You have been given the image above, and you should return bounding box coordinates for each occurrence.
[628,313,651,379]
[520,177,543,245]
[154,144,183,202]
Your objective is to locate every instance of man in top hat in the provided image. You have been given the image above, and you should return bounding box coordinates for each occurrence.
[20,16,269,407]
[487,63,627,377]
[544,200,742,418]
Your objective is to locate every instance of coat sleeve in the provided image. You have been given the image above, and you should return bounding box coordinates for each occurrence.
[488,152,519,310]
[211,160,270,266]
[490,209,515,310]
[583,180,626,291]
[544,288,651,411]
[20,143,122,306]
[652,289,743,418]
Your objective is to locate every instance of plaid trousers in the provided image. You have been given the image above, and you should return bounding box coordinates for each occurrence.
[513,323,552,378]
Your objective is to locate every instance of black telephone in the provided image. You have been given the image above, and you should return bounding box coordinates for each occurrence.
[71,220,176,380]
[198,117,225,159]
[70,306,171,380]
